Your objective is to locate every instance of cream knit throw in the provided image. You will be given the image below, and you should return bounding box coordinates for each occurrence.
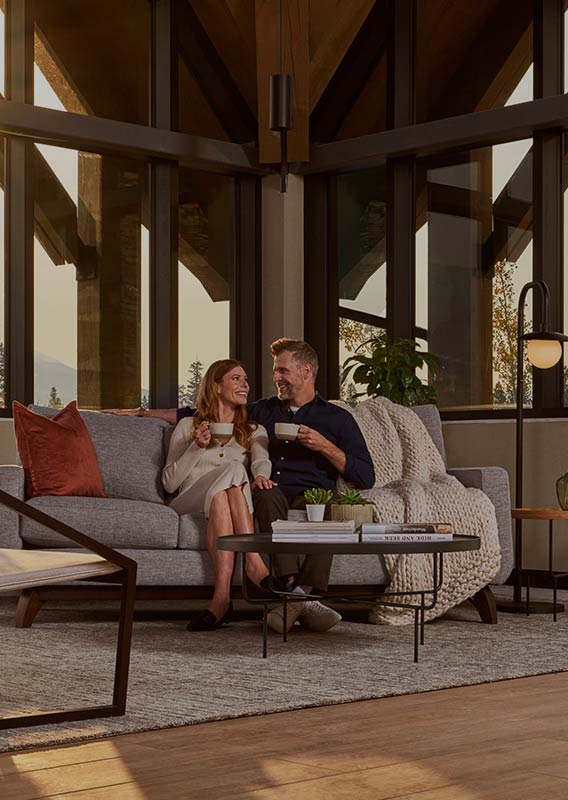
[337,397,501,625]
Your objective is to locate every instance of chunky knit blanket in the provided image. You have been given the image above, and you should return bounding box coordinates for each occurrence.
[338,397,501,625]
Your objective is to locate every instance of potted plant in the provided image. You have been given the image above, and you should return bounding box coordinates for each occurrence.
[331,489,374,527]
[303,488,333,522]
[341,331,441,406]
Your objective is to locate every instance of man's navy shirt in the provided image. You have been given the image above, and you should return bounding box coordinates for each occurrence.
[177,395,375,501]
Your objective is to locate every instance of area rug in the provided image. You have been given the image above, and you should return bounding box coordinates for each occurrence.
[1,590,567,752]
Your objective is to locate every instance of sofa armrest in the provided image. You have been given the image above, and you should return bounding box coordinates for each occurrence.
[447,466,512,584]
[0,466,25,548]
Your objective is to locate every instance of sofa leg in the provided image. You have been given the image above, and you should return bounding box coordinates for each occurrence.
[469,585,498,624]
[15,589,45,628]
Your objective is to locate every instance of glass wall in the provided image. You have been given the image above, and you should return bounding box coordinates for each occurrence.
[33,1,149,125]
[178,169,233,406]
[417,140,533,412]
[336,164,387,403]
[33,143,147,409]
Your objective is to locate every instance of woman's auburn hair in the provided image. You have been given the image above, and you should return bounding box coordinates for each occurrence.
[193,359,257,450]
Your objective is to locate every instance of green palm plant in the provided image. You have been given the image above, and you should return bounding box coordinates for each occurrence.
[341,332,441,407]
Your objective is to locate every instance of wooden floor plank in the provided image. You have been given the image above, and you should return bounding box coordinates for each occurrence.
[2,673,568,799]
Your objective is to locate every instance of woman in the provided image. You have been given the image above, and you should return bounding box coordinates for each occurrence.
[163,359,275,631]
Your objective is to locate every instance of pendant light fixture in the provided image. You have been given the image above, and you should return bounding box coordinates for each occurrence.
[269,0,292,192]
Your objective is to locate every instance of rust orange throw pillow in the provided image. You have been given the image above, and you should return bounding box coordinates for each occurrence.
[13,401,106,498]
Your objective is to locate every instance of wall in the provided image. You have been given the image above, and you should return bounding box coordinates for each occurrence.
[261,174,304,396]
[443,417,568,571]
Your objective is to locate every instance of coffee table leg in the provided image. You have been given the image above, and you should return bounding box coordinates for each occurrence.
[262,603,268,658]
[283,600,288,643]
[414,608,419,663]
[420,594,425,646]
[526,574,531,616]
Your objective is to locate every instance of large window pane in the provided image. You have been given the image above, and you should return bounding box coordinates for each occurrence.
[339,317,384,406]
[416,0,533,123]
[33,2,149,125]
[34,143,147,409]
[337,165,387,319]
[178,170,233,406]
[417,142,533,412]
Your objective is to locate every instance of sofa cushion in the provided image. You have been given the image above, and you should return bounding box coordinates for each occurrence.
[14,401,105,498]
[21,496,179,549]
[30,407,169,504]
[178,512,208,550]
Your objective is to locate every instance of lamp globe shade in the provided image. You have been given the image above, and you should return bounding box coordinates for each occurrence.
[526,338,562,369]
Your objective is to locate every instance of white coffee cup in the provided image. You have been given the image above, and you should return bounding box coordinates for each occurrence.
[209,422,234,444]
[275,422,299,441]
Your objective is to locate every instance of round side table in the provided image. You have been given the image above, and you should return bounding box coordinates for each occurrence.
[505,507,568,620]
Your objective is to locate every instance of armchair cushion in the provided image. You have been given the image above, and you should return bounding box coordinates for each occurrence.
[448,466,513,584]
[0,465,25,548]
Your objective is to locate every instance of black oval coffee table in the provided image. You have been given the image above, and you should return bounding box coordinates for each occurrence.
[218,533,480,661]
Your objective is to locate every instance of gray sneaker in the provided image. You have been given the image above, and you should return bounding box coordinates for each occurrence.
[300,600,342,632]
[267,602,303,634]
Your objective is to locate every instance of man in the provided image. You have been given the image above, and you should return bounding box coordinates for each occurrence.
[105,338,375,633]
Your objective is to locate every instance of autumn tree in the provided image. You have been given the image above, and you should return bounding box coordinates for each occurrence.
[492,259,531,405]
[338,318,379,403]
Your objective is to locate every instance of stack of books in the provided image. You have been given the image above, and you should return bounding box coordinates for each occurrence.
[271,519,359,543]
[360,523,453,542]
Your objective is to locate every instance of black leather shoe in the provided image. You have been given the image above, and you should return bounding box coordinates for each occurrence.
[186,602,234,632]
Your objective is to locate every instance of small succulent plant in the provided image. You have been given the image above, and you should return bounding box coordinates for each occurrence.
[303,488,333,505]
[334,489,373,506]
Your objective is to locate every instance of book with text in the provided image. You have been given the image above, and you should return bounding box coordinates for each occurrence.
[361,522,453,535]
[272,534,360,543]
[361,531,453,542]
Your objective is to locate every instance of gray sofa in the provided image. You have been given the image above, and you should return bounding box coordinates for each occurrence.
[0,404,513,623]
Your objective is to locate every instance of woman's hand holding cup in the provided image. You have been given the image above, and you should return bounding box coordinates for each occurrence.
[193,421,212,448]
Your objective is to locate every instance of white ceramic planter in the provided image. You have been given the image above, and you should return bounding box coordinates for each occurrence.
[306,504,326,522]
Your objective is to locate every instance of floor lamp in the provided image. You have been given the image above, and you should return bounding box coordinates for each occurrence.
[501,280,568,613]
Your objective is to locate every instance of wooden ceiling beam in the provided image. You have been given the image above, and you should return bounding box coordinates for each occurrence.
[310,0,389,144]
[428,0,533,120]
[305,92,568,171]
[256,0,309,164]
[177,0,257,143]
[309,0,375,112]
[191,0,257,113]
[0,99,265,174]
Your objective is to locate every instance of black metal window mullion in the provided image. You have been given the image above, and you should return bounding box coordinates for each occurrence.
[304,174,339,399]
[4,0,34,409]
[233,176,263,396]
[149,0,179,409]
[532,0,565,413]
[386,0,416,343]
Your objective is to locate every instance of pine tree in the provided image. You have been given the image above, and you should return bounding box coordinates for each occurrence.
[48,386,63,408]
[179,359,204,407]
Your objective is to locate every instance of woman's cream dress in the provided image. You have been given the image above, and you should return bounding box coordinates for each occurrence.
[162,418,272,517]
